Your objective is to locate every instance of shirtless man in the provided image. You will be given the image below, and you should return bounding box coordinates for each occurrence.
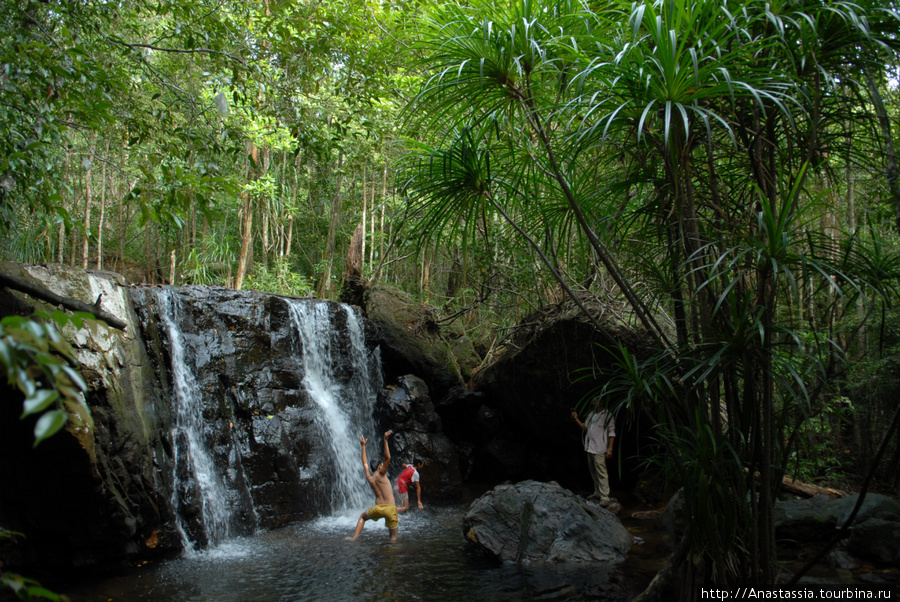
[347,430,398,542]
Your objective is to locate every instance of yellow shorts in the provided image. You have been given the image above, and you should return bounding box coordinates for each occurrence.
[366,504,399,529]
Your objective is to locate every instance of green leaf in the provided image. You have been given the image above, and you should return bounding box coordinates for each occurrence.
[21,389,60,418]
[61,364,88,393]
[25,586,64,601]
[33,409,68,446]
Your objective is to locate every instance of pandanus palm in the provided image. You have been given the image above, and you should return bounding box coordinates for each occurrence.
[404,0,900,588]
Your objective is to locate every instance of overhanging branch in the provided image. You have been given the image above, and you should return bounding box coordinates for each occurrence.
[0,270,128,331]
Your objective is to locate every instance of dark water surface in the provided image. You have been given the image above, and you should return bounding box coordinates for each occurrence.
[59,505,657,602]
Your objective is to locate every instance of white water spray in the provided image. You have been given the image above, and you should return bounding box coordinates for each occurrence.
[286,300,381,512]
[156,289,235,553]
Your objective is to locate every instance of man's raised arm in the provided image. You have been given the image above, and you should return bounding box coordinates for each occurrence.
[360,435,370,477]
[380,430,393,474]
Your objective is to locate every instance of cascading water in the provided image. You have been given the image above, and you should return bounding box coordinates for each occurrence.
[155,288,249,553]
[145,286,382,553]
[286,300,381,512]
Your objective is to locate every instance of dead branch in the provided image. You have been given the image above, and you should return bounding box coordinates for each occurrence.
[0,270,128,331]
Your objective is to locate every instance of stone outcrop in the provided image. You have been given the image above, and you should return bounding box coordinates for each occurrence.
[364,284,477,397]
[463,480,632,564]
[0,262,173,567]
[375,374,462,501]
[464,297,654,490]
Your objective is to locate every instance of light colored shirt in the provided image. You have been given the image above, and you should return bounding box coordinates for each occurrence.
[584,410,616,455]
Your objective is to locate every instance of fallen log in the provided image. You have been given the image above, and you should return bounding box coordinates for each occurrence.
[781,475,848,498]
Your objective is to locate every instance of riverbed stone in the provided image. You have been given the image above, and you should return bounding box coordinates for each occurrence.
[462,480,632,564]
[847,517,900,566]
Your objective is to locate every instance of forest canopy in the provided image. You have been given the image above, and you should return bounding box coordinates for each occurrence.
[2,0,900,588]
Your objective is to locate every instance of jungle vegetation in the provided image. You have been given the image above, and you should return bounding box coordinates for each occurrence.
[2,0,900,591]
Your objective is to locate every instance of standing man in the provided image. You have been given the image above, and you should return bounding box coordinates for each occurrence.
[396,459,424,513]
[572,398,616,506]
[347,430,399,542]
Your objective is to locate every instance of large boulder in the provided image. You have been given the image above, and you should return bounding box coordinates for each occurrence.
[830,493,900,526]
[468,297,654,491]
[462,480,632,564]
[775,494,839,542]
[364,284,471,397]
[847,517,900,566]
[775,493,900,544]
[0,262,174,568]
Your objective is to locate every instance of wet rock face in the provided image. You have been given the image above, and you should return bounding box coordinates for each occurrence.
[376,375,463,501]
[463,480,632,565]
[132,286,378,531]
[0,262,174,568]
[3,264,468,571]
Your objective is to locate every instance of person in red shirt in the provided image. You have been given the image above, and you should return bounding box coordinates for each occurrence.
[395,459,424,512]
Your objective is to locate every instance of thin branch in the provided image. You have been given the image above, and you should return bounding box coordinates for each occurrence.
[112,41,248,67]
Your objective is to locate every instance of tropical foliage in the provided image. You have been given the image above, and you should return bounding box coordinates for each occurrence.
[1,0,900,592]
[403,0,900,585]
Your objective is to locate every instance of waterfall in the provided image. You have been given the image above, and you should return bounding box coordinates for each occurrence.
[286,300,380,512]
[147,287,381,553]
[155,288,252,553]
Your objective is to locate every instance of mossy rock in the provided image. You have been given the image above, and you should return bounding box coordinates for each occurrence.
[364,284,466,396]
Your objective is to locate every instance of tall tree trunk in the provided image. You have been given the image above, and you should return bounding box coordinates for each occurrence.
[865,73,900,236]
[235,143,261,290]
[361,166,367,276]
[346,222,363,282]
[370,174,376,270]
[96,139,108,270]
[81,133,98,269]
[58,147,72,263]
[380,165,387,266]
[145,225,152,282]
[115,145,125,271]
[317,151,344,298]
[285,153,300,258]
[261,204,270,270]
[169,249,177,284]
[235,191,254,290]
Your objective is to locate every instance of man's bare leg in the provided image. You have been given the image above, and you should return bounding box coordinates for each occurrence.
[346,512,369,541]
[389,527,398,543]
